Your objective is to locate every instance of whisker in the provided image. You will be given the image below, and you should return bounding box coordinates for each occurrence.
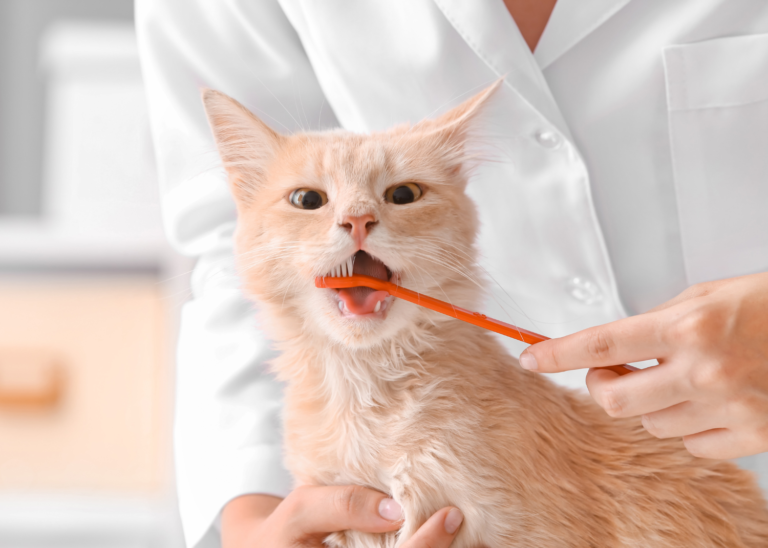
[399,236,538,324]
[389,239,537,333]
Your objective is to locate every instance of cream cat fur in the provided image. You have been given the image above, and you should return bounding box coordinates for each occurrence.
[202,83,768,547]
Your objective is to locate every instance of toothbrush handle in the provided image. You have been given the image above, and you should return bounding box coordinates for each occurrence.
[386,284,636,376]
[315,275,637,376]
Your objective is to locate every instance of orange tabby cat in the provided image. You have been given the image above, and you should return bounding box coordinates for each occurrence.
[202,83,768,547]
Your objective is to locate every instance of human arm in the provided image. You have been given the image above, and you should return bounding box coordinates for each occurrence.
[519,272,768,459]
[221,489,464,548]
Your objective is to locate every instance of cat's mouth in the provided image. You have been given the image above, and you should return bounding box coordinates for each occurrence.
[324,250,395,317]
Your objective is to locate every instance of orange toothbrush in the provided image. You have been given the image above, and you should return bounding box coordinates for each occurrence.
[316,274,637,376]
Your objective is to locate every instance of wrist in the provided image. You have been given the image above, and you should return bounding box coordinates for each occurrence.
[221,494,283,548]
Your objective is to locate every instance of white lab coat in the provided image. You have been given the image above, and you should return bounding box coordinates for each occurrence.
[135,1,768,546]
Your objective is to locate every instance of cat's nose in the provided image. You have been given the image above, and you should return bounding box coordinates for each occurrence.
[340,214,378,245]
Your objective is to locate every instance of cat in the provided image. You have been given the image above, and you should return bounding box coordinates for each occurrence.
[202,82,768,547]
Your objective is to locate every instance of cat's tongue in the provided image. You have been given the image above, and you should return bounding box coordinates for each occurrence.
[338,251,390,315]
[339,288,390,315]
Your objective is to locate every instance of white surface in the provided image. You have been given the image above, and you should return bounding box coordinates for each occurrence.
[0,493,183,548]
[0,219,169,270]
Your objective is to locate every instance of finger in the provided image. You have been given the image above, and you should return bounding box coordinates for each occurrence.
[402,507,464,548]
[641,401,725,439]
[681,428,767,460]
[520,313,668,373]
[284,485,402,535]
[585,362,689,418]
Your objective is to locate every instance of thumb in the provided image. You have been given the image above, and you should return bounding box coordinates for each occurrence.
[402,507,464,547]
[284,485,403,535]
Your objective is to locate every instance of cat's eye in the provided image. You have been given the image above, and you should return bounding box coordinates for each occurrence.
[289,188,328,210]
[384,183,422,205]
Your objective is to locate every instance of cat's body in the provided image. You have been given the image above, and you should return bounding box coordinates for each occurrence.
[276,320,768,547]
[202,82,768,547]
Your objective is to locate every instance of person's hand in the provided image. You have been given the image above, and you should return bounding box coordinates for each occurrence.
[221,487,464,548]
[519,272,768,460]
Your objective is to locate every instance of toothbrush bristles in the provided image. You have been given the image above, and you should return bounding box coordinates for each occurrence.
[327,256,356,279]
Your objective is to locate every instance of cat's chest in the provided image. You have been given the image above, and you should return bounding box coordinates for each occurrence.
[282,389,412,489]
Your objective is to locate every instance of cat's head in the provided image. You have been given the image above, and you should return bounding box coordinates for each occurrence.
[202,82,500,348]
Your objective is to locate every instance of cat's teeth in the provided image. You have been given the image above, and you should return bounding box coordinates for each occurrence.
[374,300,381,313]
[338,301,344,311]
[346,257,354,277]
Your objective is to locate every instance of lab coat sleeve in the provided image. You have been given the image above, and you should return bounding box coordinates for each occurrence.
[135,1,338,547]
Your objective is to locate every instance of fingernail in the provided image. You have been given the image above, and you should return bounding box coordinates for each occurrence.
[378,498,402,521]
[444,508,464,534]
[519,352,538,371]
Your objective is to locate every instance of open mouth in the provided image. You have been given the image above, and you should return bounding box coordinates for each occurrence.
[324,250,394,317]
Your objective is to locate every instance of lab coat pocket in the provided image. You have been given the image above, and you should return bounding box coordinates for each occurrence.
[663,34,768,285]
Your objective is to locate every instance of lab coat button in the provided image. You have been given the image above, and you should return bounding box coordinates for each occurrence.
[535,130,561,149]
[565,277,603,305]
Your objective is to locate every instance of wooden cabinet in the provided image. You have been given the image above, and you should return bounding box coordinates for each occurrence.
[0,276,171,494]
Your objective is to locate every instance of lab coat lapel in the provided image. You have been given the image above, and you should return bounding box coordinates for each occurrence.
[432,0,571,137]
[534,0,632,69]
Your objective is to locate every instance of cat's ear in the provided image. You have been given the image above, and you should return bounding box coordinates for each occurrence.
[433,79,503,131]
[202,89,283,203]
[419,79,503,168]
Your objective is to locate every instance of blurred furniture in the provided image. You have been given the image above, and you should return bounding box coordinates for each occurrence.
[0,277,168,492]
[0,20,187,548]
[39,20,164,239]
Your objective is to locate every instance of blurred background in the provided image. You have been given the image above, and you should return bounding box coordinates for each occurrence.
[0,2,765,548]
[0,0,187,546]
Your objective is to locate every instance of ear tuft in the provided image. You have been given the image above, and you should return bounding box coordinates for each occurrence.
[201,88,282,203]
[415,78,504,168]
[433,78,504,130]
